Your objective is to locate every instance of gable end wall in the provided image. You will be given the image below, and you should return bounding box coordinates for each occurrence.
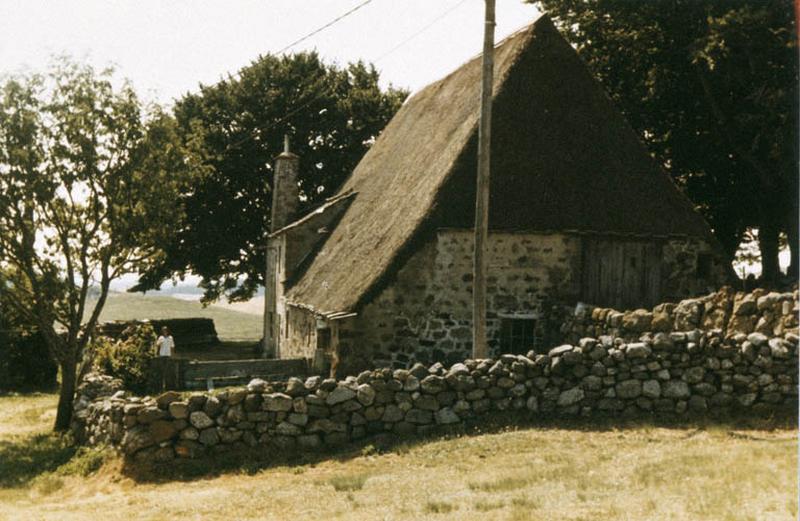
[328,231,727,376]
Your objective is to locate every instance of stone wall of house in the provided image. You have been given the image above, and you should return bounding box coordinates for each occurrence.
[282,305,319,360]
[74,288,798,463]
[332,231,726,375]
[333,231,580,375]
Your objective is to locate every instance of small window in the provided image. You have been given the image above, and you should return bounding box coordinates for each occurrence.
[317,327,331,350]
[500,318,536,355]
[696,253,712,279]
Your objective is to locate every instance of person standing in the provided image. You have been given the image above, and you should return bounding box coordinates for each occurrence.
[156,326,175,357]
[155,326,175,390]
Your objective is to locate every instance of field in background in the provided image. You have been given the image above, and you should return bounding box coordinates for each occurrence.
[86,292,262,341]
[0,393,796,521]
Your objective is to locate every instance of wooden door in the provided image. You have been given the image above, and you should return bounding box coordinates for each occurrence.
[581,237,662,309]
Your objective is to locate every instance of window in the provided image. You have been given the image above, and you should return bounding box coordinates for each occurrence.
[696,253,712,279]
[500,318,536,355]
[317,327,331,350]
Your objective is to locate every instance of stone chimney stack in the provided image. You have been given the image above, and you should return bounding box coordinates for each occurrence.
[271,134,299,231]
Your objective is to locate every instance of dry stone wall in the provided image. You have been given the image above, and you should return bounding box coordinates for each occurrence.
[564,287,798,343]
[73,288,798,463]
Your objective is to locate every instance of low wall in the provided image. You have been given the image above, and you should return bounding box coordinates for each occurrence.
[564,287,798,343]
[73,289,798,463]
[96,318,219,348]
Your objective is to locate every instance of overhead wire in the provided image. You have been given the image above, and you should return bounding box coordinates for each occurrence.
[276,0,376,55]
[226,0,468,152]
[374,0,469,63]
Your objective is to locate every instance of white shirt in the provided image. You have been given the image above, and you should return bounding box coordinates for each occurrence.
[156,335,175,357]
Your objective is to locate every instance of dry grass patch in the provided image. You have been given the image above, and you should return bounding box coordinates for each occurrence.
[0,393,57,437]
[0,393,796,520]
[425,500,458,514]
[327,472,370,492]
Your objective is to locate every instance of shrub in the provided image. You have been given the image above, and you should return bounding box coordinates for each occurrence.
[93,323,156,393]
[0,329,58,392]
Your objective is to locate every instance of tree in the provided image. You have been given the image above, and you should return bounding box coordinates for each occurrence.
[0,58,200,430]
[134,52,408,302]
[0,270,58,391]
[534,0,798,282]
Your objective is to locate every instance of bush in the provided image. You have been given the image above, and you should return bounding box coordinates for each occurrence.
[0,329,58,392]
[93,323,156,393]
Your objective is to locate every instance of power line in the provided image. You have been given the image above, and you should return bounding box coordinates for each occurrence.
[228,0,468,153]
[374,0,469,63]
[276,0,376,55]
[223,0,377,85]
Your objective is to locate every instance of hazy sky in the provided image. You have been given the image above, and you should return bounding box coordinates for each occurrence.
[0,1,541,290]
[1,1,783,291]
[0,0,541,105]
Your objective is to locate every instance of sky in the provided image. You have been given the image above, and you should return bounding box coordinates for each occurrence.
[0,0,786,291]
[0,0,541,291]
[0,0,541,105]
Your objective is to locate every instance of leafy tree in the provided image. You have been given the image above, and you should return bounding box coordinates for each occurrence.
[134,52,408,302]
[534,0,798,282]
[0,58,200,430]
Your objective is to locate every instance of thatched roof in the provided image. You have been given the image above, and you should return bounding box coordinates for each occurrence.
[285,15,717,317]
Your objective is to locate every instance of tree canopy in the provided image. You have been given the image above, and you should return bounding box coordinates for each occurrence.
[134,52,408,302]
[534,0,798,281]
[0,58,200,429]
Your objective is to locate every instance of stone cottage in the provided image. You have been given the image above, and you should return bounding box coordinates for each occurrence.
[264,15,730,376]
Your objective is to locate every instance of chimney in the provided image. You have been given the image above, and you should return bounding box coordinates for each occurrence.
[271,134,299,231]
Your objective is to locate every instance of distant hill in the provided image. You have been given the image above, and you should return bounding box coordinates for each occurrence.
[152,284,265,297]
[86,292,262,341]
[152,284,205,296]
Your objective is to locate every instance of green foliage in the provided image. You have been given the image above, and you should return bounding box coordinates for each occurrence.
[0,330,57,391]
[52,445,109,477]
[0,57,202,429]
[533,0,798,278]
[134,52,408,302]
[0,280,57,391]
[93,323,156,393]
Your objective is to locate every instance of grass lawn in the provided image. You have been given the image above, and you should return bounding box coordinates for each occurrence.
[87,292,262,341]
[0,393,796,520]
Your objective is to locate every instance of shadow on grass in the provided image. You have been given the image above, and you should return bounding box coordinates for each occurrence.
[121,408,797,485]
[0,432,77,488]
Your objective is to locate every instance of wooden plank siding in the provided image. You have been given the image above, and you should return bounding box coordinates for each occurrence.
[580,237,662,309]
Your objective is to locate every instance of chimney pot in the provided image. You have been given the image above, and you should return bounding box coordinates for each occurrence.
[271,135,299,231]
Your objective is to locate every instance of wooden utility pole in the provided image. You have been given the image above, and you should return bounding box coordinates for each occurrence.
[473,0,495,359]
